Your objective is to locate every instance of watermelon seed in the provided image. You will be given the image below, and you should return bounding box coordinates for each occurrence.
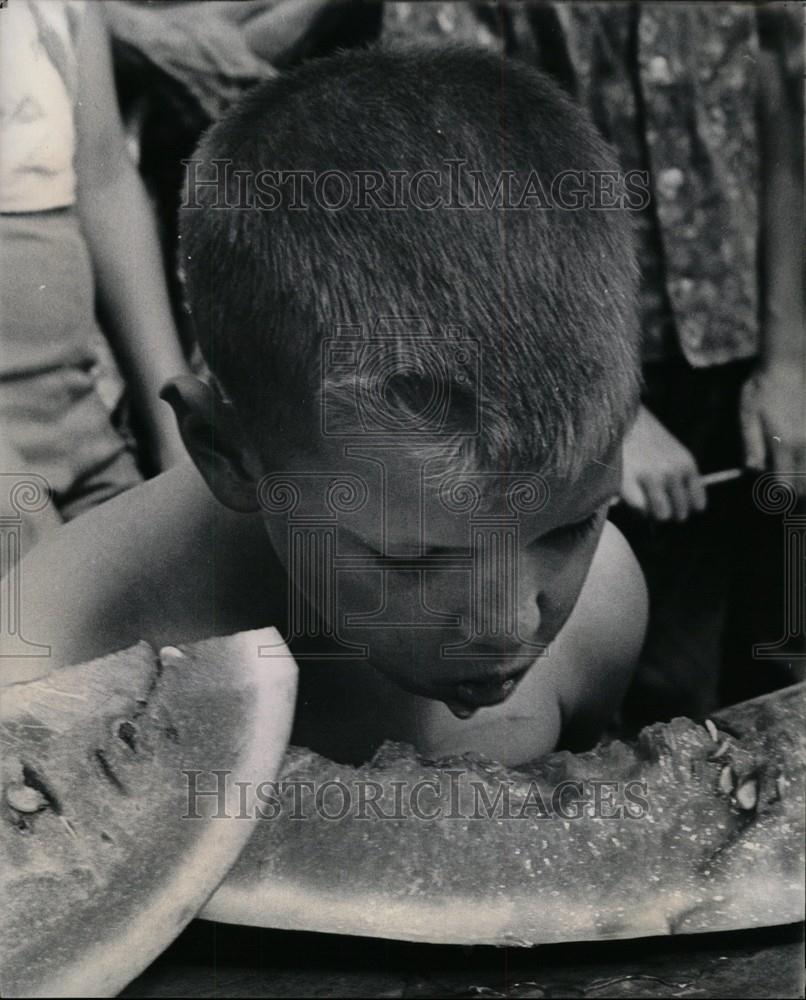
[5,783,47,814]
[20,763,61,814]
[114,719,138,752]
[131,653,164,725]
[735,776,758,811]
[93,750,129,795]
[718,765,734,795]
[704,719,719,742]
[159,645,186,661]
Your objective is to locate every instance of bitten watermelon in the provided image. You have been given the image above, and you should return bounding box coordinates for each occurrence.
[1,628,297,998]
[203,684,805,945]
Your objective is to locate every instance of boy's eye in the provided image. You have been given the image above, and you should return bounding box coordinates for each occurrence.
[540,509,603,547]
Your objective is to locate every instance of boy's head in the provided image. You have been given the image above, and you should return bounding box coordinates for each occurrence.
[172,46,639,715]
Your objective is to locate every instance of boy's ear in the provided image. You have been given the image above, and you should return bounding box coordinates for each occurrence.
[160,375,261,513]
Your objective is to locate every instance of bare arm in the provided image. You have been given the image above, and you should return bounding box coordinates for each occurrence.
[74,4,189,471]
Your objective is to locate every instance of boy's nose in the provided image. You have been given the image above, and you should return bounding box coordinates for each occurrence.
[469,538,544,649]
[517,574,544,647]
[468,584,542,653]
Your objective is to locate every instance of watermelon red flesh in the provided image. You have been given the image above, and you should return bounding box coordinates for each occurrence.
[202,684,805,946]
[1,628,297,998]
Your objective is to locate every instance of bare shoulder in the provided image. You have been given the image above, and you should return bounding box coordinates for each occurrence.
[551,521,648,740]
[0,464,266,684]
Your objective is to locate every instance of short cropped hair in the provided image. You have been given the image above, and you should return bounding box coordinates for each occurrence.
[180,45,639,478]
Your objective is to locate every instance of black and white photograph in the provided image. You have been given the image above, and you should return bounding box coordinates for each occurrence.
[1,1,804,996]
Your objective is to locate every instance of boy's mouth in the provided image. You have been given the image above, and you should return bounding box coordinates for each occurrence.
[443,663,532,718]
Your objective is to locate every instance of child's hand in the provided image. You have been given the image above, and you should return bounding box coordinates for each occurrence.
[620,405,706,521]
[242,0,336,65]
[741,363,806,493]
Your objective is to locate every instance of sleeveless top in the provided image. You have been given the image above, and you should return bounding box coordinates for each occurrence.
[0,0,87,213]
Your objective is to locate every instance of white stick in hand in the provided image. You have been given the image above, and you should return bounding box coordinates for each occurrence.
[699,468,743,488]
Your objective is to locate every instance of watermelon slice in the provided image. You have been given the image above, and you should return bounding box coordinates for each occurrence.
[202,683,805,945]
[1,628,297,998]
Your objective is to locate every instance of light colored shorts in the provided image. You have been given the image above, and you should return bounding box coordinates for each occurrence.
[0,208,142,530]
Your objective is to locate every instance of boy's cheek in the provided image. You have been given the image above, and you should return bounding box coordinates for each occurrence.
[533,535,603,641]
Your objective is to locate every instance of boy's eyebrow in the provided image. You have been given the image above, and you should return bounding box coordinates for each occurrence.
[586,486,622,510]
[564,488,621,522]
[339,488,619,554]
[534,488,620,535]
[592,457,621,473]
